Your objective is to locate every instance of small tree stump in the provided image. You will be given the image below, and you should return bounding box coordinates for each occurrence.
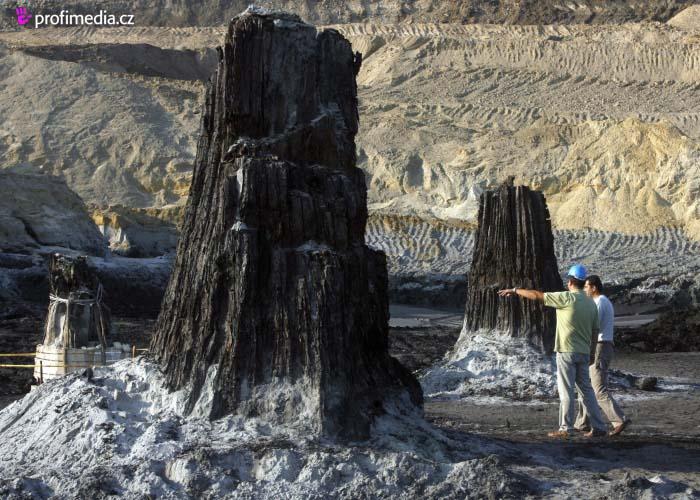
[43,254,110,352]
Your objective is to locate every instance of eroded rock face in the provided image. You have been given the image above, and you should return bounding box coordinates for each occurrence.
[0,172,106,256]
[3,19,700,247]
[1,0,693,29]
[0,172,171,316]
[464,183,563,353]
[151,10,421,439]
[91,206,181,257]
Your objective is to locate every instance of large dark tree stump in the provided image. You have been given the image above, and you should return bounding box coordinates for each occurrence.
[150,10,421,439]
[463,183,563,353]
[43,254,110,351]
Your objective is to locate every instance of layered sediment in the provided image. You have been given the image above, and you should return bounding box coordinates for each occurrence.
[1,8,699,312]
[1,1,695,28]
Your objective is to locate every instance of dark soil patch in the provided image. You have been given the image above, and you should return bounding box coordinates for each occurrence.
[617,306,700,352]
[388,325,460,372]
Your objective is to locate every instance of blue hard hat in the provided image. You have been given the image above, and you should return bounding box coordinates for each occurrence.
[567,264,587,281]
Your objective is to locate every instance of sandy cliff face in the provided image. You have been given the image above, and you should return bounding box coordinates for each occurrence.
[91,206,181,257]
[0,42,202,208]
[0,36,203,254]
[0,172,105,255]
[1,0,697,29]
[0,7,699,283]
[343,22,700,240]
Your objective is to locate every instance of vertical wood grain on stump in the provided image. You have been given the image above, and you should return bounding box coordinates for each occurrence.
[150,10,421,439]
[464,184,563,353]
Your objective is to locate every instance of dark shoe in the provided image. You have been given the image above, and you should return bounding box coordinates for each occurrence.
[574,426,591,433]
[547,430,571,439]
[609,419,631,437]
[584,429,607,438]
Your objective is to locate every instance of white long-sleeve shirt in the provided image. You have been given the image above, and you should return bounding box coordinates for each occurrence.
[594,294,615,343]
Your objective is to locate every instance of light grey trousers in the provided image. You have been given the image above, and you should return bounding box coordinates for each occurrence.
[556,352,607,432]
[575,342,626,428]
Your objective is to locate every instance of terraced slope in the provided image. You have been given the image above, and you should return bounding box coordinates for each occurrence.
[0,15,698,293]
[2,1,698,29]
[339,22,700,240]
[0,34,204,255]
[366,216,700,283]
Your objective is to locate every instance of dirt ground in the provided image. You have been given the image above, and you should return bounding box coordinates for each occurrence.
[383,314,700,493]
[1,311,699,495]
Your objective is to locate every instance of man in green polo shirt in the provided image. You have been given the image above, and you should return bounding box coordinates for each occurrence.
[498,264,607,438]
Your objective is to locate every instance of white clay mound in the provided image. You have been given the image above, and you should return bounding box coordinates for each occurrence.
[420,330,557,401]
[0,358,527,499]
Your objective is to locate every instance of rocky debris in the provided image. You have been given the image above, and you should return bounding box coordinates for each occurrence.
[150,10,421,439]
[0,313,155,409]
[611,474,699,498]
[1,252,170,323]
[617,306,700,353]
[613,274,700,352]
[670,279,700,309]
[632,376,658,391]
[0,317,434,413]
[0,172,172,315]
[0,172,108,312]
[90,254,171,317]
[92,205,181,257]
[389,326,461,373]
[607,369,659,391]
[0,359,533,499]
[618,277,688,306]
[464,184,562,353]
[0,254,48,305]
[389,274,468,309]
[0,356,698,499]
[0,172,106,256]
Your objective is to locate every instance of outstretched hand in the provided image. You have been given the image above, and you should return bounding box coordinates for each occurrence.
[498,288,516,297]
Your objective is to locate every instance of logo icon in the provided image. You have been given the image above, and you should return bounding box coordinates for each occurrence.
[16,6,32,25]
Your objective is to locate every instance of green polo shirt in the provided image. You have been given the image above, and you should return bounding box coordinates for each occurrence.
[543,291,599,354]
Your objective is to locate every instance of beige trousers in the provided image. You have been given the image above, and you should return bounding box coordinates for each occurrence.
[557,352,608,432]
[575,342,626,429]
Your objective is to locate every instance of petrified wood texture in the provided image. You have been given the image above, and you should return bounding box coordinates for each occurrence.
[150,10,421,438]
[464,184,563,353]
[44,254,110,350]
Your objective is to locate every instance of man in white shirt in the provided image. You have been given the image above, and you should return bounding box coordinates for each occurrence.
[575,275,630,436]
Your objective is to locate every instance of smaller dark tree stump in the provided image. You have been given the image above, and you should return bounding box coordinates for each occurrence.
[464,183,563,353]
[43,254,111,354]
